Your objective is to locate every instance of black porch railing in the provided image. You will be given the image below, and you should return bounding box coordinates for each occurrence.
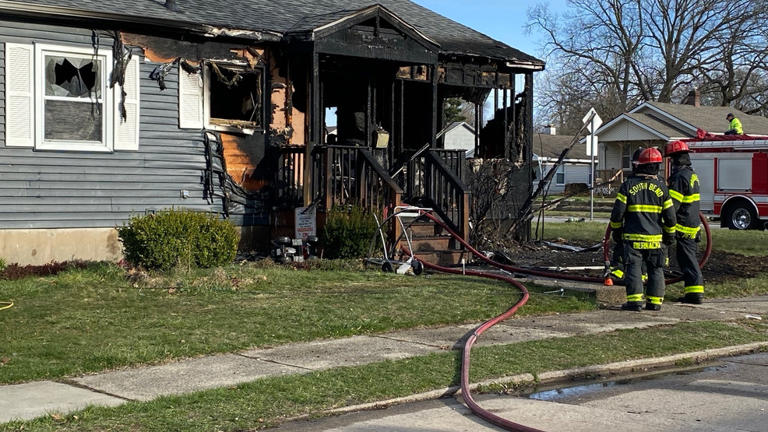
[404,149,469,239]
[310,145,401,213]
[275,146,304,205]
[279,144,469,240]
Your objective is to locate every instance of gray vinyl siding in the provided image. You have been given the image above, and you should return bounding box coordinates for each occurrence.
[0,19,259,229]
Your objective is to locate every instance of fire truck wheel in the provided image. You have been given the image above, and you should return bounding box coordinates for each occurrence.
[726,203,757,230]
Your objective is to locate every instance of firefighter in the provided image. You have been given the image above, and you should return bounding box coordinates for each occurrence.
[725,113,743,135]
[609,147,677,311]
[665,140,705,304]
[607,147,645,283]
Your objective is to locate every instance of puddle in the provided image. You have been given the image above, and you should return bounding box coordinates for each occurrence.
[529,382,617,401]
[527,365,721,402]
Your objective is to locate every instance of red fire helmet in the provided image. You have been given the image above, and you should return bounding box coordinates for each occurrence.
[638,147,663,164]
[665,140,690,156]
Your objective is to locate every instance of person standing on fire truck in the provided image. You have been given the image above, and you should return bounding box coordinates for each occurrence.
[610,148,677,311]
[665,140,705,304]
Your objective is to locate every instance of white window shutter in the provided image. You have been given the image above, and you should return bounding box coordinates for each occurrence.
[114,55,140,151]
[5,43,34,147]
[178,65,203,129]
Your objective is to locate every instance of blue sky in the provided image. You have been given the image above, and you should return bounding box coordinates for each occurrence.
[411,0,569,59]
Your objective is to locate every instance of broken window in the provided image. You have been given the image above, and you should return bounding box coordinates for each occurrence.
[43,54,103,142]
[207,63,263,129]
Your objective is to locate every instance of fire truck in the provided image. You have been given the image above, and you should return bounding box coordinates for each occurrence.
[683,135,768,230]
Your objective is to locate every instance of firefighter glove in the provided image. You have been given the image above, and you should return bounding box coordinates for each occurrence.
[663,232,675,246]
[695,230,702,243]
[612,228,623,243]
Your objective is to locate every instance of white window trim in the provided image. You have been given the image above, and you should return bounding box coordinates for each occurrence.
[202,61,261,135]
[34,43,114,152]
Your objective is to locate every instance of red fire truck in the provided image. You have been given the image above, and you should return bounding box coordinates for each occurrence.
[683,135,768,230]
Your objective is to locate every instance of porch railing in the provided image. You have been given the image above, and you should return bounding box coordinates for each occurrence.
[423,150,470,240]
[275,146,304,206]
[311,145,401,213]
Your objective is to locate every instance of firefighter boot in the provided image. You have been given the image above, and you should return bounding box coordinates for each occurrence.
[682,292,703,304]
[645,302,661,311]
[621,301,643,311]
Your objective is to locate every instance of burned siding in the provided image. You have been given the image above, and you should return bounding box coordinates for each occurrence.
[0,19,243,229]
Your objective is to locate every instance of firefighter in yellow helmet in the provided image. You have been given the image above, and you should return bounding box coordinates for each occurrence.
[665,140,705,304]
[609,148,677,311]
[725,113,743,135]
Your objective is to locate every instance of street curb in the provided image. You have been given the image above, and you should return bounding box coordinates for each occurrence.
[316,341,768,418]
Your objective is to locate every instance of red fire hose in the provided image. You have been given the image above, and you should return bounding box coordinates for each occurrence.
[402,211,713,432]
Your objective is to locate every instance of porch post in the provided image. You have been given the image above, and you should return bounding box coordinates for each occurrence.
[522,72,535,241]
[430,64,438,147]
[305,50,321,206]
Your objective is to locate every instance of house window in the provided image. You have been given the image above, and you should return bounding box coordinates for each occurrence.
[36,45,113,151]
[621,144,642,169]
[555,165,565,185]
[205,63,263,130]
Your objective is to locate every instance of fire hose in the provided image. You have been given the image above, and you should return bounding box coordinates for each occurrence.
[402,211,712,432]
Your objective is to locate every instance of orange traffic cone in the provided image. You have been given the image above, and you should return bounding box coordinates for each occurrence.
[604,277,614,286]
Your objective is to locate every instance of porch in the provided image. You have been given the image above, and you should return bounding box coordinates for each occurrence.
[262,5,539,250]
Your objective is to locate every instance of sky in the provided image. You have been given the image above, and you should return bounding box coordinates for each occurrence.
[411,0,570,61]
[326,0,570,126]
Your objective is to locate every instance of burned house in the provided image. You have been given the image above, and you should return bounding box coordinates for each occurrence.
[0,0,544,264]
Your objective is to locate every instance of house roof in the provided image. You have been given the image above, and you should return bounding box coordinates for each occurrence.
[635,102,768,136]
[7,0,543,67]
[595,101,768,141]
[533,134,589,160]
[624,112,690,139]
[440,121,475,136]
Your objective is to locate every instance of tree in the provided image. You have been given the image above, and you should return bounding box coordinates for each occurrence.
[442,97,469,127]
[528,0,768,127]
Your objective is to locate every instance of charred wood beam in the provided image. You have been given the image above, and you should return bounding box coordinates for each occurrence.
[305,50,320,205]
[431,64,438,147]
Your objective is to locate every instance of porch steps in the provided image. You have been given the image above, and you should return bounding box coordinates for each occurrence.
[400,220,467,267]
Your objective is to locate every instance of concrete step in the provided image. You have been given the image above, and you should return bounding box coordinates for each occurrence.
[407,236,453,252]
[410,249,468,266]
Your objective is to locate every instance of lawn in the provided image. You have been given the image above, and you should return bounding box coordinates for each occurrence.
[4,320,766,432]
[0,261,595,384]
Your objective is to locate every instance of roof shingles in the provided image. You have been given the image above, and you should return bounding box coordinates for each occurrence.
[8,0,543,65]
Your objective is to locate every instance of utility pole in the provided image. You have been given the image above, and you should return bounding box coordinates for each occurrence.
[582,108,602,221]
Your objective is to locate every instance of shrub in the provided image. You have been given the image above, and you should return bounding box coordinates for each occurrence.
[320,206,378,259]
[118,209,239,270]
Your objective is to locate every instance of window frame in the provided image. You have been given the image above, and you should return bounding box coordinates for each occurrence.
[34,44,114,152]
[202,60,266,134]
[555,164,566,185]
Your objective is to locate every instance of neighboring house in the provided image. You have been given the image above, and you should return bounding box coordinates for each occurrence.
[595,95,768,173]
[439,121,475,157]
[533,133,594,195]
[0,0,543,264]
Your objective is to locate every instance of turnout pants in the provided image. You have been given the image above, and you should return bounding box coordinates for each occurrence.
[624,242,665,305]
[676,237,704,294]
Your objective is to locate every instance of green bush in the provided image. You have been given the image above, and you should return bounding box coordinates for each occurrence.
[118,209,239,270]
[320,206,378,259]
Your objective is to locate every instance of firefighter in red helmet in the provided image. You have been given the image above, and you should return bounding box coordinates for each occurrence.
[665,140,705,304]
[607,147,645,283]
[610,147,677,311]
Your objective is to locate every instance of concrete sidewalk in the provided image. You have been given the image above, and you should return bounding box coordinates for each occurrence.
[2,296,767,424]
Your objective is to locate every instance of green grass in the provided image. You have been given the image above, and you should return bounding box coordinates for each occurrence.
[0,262,594,384]
[709,228,768,256]
[4,320,765,432]
[666,274,768,299]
